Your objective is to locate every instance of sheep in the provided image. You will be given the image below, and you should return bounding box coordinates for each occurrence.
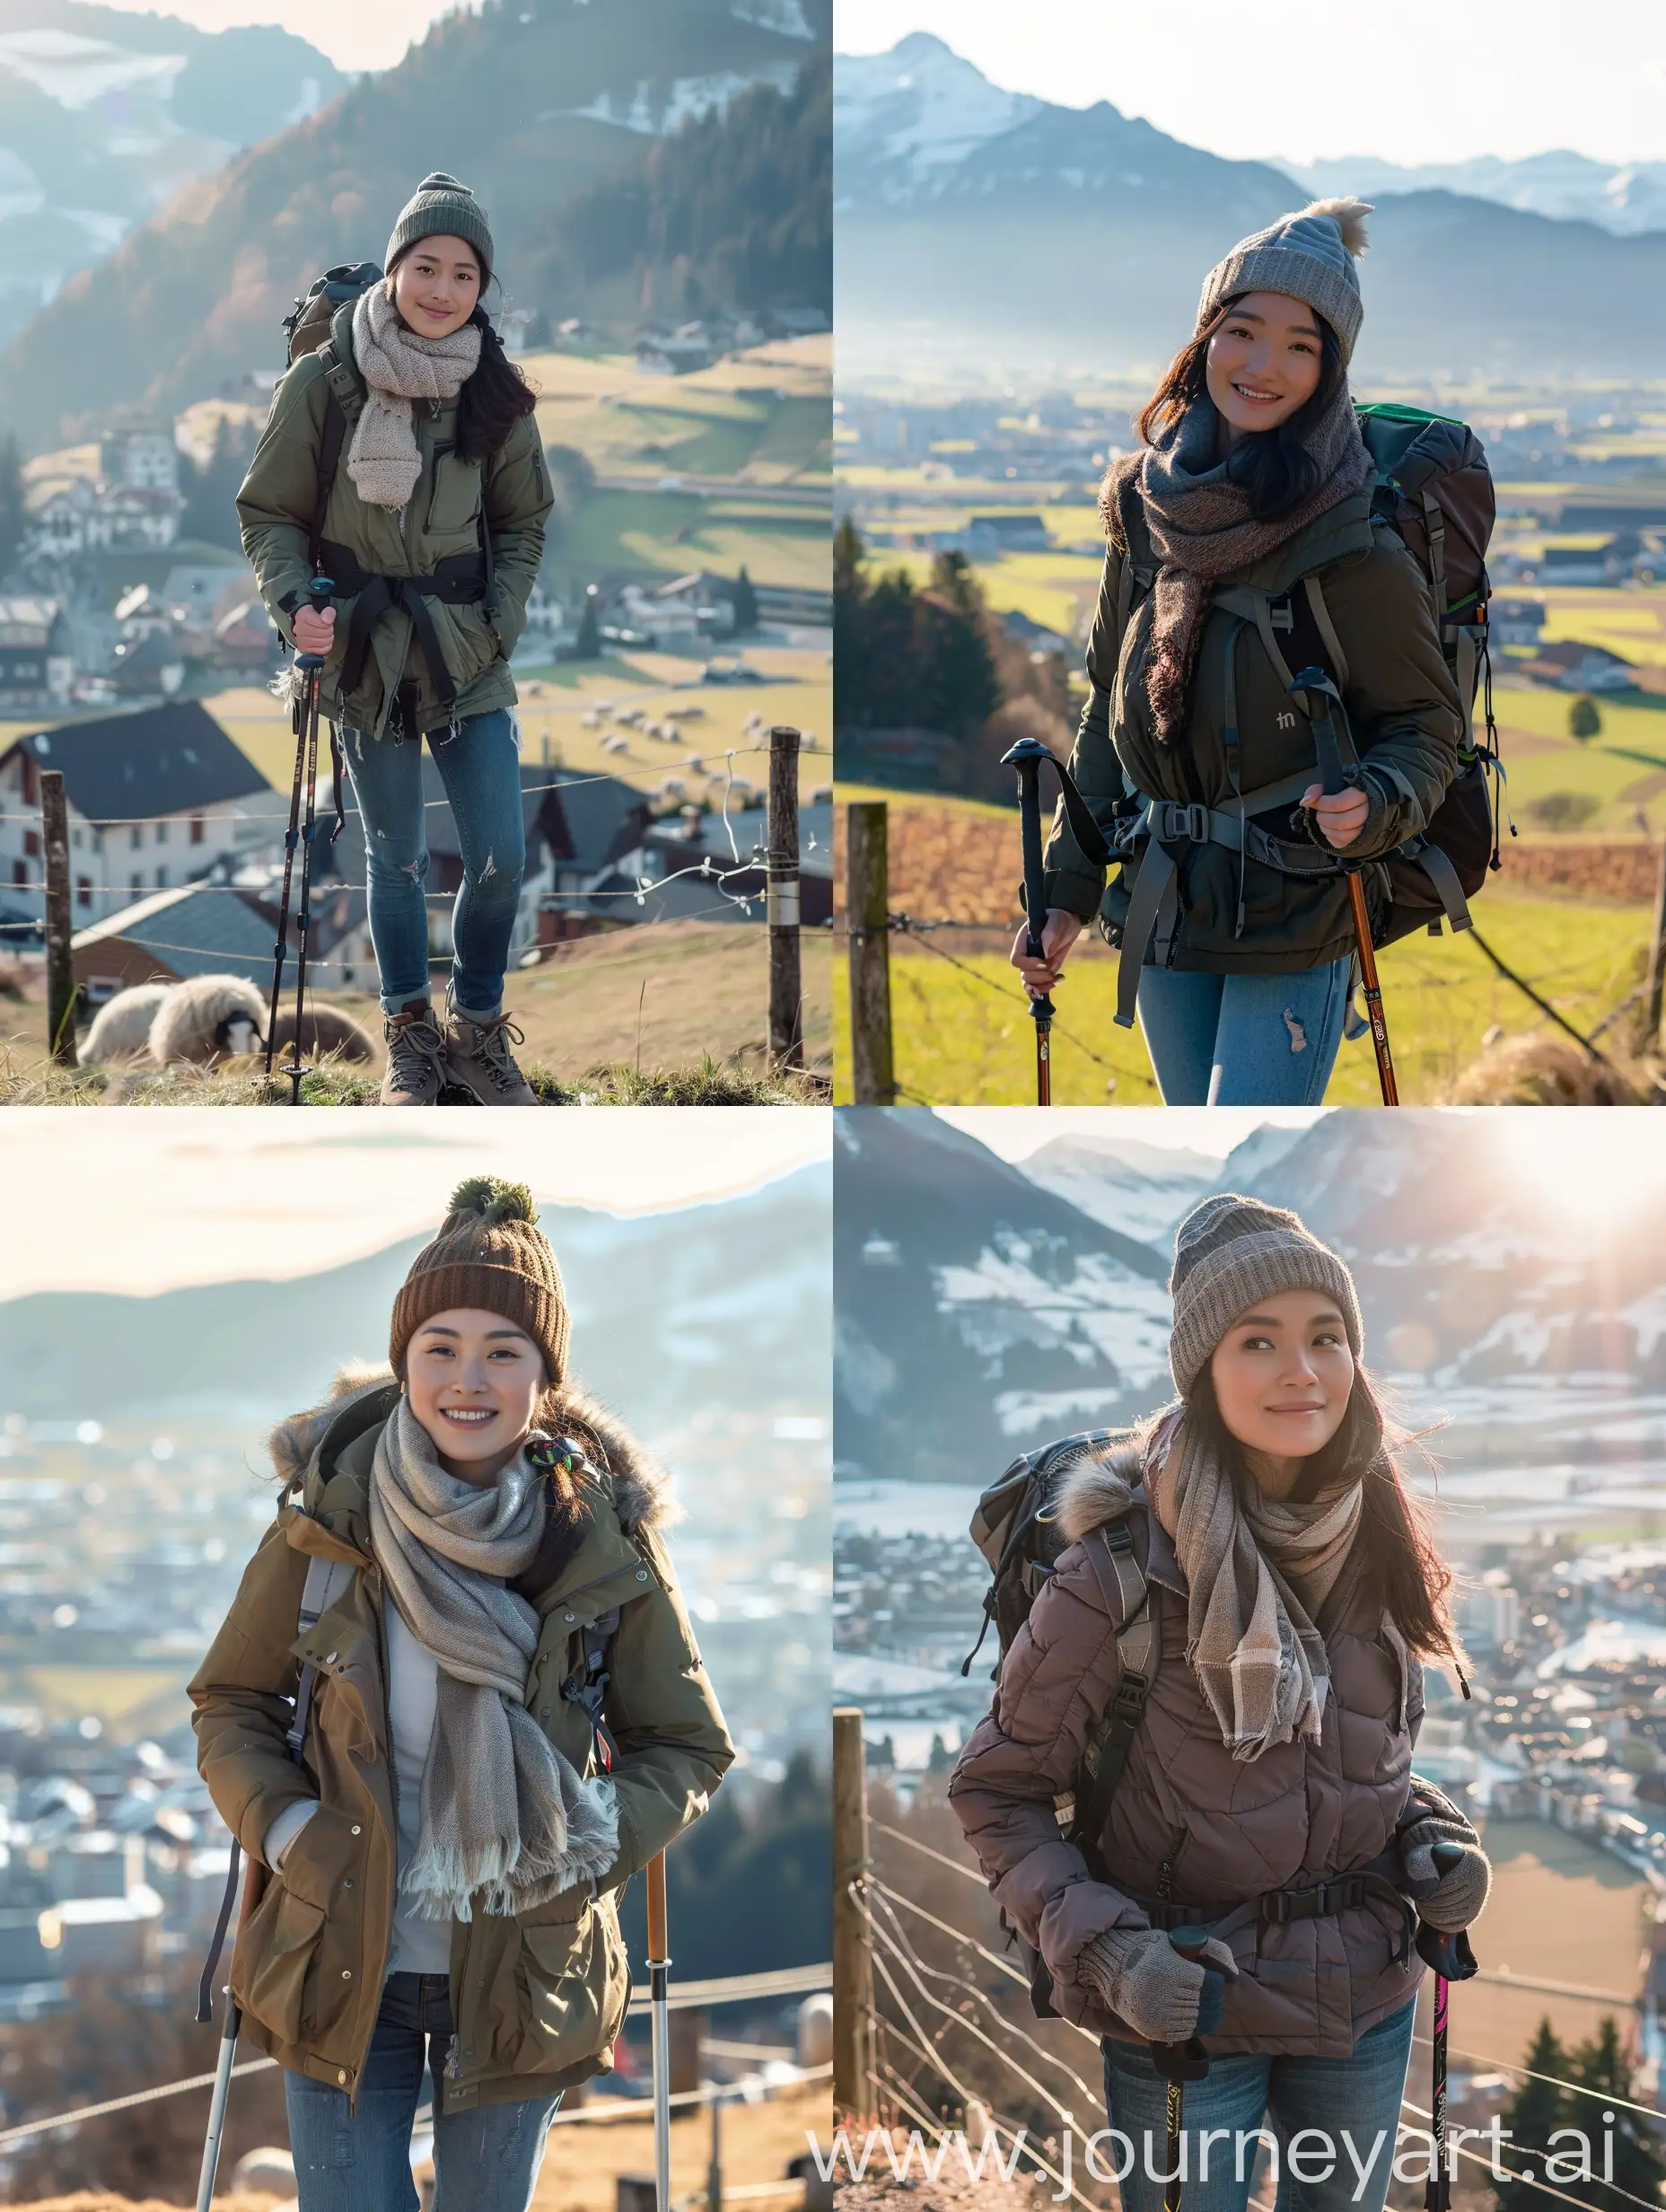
[82,983,171,1065]
[147,973,267,1067]
[267,1004,377,1066]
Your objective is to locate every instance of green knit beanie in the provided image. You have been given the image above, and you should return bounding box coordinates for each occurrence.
[385,171,495,291]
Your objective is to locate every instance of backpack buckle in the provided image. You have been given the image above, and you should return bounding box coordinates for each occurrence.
[1156,802,1206,844]
[1104,1523,1134,1555]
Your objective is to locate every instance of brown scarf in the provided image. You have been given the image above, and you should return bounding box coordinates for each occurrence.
[1102,385,1373,744]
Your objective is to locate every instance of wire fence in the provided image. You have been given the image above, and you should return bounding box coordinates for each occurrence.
[840,1789,1663,2212]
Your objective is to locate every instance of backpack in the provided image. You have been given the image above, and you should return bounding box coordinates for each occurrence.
[962,1432,1160,2019]
[284,261,383,366]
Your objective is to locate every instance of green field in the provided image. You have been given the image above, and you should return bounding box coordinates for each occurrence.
[832,885,1653,1106]
[553,487,830,592]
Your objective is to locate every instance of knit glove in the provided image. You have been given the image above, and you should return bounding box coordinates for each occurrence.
[1397,1778,1491,1933]
[1076,1927,1238,2044]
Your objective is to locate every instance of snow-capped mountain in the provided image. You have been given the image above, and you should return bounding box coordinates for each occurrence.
[1278,149,1666,238]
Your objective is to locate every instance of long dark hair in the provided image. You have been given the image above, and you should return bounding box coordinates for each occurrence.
[1135,297,1348,524]
[386,246,539,463]
[1145,1364,1461,1666]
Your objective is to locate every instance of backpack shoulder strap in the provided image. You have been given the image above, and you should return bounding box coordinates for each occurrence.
[1069,1518,1157,1863]
[286,1552,355,1760]
[307,340,362,575]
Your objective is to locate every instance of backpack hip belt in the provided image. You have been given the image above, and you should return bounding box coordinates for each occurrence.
[320,538,489,717]
[1122,1856,1416,1969]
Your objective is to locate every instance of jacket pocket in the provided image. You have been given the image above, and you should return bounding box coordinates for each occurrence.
[512,1889,630,2076]
[235,1877,325,2046]
[426,452,484,540]
[425,600,504,698]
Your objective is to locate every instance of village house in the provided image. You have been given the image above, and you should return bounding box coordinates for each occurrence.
[1523,637,1637,692]
[0,701,285,930]
[0,598,75,709]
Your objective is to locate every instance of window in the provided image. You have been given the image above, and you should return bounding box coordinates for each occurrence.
[155,865,167,889]
[20,756,37,806]
[154,821,168,846]
[190,816,205,847]
[76,877,91,909]
[22,829,39,859]
[10,860,24,887]
[130,873,141,896]
[129,825,142,851]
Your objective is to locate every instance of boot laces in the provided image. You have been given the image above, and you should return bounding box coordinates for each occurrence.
[385,1009,445,1093]
[467,1010,528,1093]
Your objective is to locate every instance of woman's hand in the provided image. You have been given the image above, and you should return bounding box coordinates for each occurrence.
[293,605,337,656]
[1301,782,1370,850]
[1010,908,1083,994]
[1077,1925,1238,2042]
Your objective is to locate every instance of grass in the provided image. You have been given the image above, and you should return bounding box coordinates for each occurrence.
[831,884,1653,1105]
[555,487,831,593]
[2,919,832,1105]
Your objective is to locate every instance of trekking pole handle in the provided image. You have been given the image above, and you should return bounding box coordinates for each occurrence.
[1289,664,1348,801]
[646,1850,668,1963]
[1003,736,1054,961]
[295,574,336,673]
[1150,1927,1217,2080]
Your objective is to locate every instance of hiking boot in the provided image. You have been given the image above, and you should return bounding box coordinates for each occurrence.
[443,992,539,1106]
[381,999,448,1106]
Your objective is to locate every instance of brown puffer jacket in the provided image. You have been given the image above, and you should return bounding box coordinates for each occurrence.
[949,1447,1425,2058]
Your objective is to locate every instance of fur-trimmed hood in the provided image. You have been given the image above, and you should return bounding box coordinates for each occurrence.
[1055,1437,1147,1549]
[268,1361,679,1537]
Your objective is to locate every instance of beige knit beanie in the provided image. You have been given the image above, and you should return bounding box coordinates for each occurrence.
[1168,1193,1363,1397]
[390,1177,569,1384]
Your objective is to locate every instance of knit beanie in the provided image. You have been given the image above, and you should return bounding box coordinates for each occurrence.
[385,171,495,289]
[1168,1193,1363,1397]
[1196,197,1372,364]
[390,1177,568,1384]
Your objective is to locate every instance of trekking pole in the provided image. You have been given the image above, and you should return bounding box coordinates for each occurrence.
[1002,736,1057,1104]
[1149,1927,1216,2212]
[265,575,334,1088]
[284,575,335,1106]
[1292,665,1399,1105]
[647,1850,672,2212]
[195,1838,254,2212]
[1418,1842,1479,2212]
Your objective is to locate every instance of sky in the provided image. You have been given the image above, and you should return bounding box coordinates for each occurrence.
[836,1,1666,169]
[88,0,471,73]
[938,1106,1320,1162]
[0,1110,829,1297]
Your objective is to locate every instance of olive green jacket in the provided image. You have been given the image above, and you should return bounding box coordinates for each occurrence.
[236,302,553,741]
[1044,494,1464,973]
[189,1371,732,2113]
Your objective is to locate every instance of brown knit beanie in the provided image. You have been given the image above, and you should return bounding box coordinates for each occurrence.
[390,1177,568,1383]
[1168,1193,1363,1398]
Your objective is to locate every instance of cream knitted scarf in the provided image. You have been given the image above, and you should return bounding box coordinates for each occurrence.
[1144,1403,1372,1760]
[346,283,482,512]
[369,1395,618,1920]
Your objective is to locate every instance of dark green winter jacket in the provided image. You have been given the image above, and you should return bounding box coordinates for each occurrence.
[237,301,553,741]
[1043,491,1464,973]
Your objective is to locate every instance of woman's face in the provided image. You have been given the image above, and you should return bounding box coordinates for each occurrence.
[390,234,481,340]
[404,1305,545,1484]
[1204,291,1325,440]
[1207,1287,1354,1490]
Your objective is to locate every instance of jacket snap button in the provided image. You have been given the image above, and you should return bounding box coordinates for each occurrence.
[338,2069,347,2085]
[343,1879,354,1889]
[325,1652,338,1664]
[351,1825,362,1836]
[636,1569,648,1581]
[539,1707,549,1719]
[342,1969,352,1979]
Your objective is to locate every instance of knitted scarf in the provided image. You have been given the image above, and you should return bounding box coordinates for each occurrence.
[1102,383,1374,744]
[346,284,482,512]
[1142,1403,1371,1761]
[369,1395,618,1920]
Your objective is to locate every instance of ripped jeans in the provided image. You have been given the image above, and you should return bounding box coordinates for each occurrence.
[341,707,526,1016]
[1136,957,1351,1105]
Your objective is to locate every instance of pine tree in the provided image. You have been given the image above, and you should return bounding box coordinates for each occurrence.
[0,434,24,578]
[574,585,601,660]
[1568,2014,1666,2212]
[1493,2018,1574,2212]
[1569,693,1601,741]
[732,564,759,634]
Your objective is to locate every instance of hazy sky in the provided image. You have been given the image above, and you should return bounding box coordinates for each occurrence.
[837,1,1666,168]
[90,0,470,73]
[0,1110,829,1296]
[939,1107,1320,1162]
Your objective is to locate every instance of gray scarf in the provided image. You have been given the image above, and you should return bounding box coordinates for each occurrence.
[1142,1405,1368,1761]
[347,282,482,512]
[1102,383,1373,743]
[369,1396,618,1920]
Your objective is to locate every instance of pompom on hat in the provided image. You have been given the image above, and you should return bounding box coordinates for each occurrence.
[1167,1193,1363,1398]
[1196,197,1372,364]
[390,1176,568,1384]
[385,171,495,290]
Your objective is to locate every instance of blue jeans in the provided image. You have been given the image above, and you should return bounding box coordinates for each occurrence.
[1136,957,1351,1104]
[342,708,527,1015]
[285,1971,560,2212]
[1100,1997,1417,2212]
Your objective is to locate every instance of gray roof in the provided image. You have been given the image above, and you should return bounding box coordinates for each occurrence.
[72,882,277,985]
[4,701,272,825]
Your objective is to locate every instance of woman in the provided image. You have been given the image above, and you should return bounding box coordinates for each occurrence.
[191,1178,732,2212]
[239,174,555,1107]
[950,1194,1488,2212]
[1010,201,1463,1104]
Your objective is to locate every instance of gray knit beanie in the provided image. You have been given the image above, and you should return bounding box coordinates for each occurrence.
[385,171,495,290]
[1197,197,1372,364]
[1168,1194,1363,1398]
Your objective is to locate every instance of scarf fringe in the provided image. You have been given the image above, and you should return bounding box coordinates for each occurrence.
[402,1772,619,1921]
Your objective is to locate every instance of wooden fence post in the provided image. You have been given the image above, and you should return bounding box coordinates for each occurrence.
[40,768,76,1068]
[1643,837,1666,1055]
[846,803,894,1105]
[767,724,802,1070]
[832,1707,874,2120]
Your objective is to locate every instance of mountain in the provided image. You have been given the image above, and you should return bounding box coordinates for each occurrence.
[0,0,345,352]
[0,0,831,450]
[1278,150,1666,238]
[0,1162,830,1426]
[835,1108,1666,1487]
[833,36,1666,385]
